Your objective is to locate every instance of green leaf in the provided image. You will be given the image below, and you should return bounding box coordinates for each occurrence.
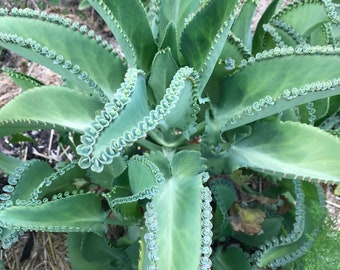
[234,216,282,247]
[79,0,91,10]
[212,46,340,131]
[252,0,281,53]
[0,152,22,175]
[180,0,238,70]
[212,246,252,270]
[231,0,257,52]
[9,133,36,144]
[88,0,157,71]
[148,48,178,104]
[77,69,150,172]
[128,155,164,196]
[227,120,340,184]
[272,0,340,38]
[0,10,126,98]
[205,33,251,102]
[2,67,43,90]
[255,181,326,268]
[159,22,180,63]
[139,151,209,270]
[0,193,106,233]
[0,86,103,136]
[210,178,236,238]
[67,233,118,270]
[158,0,200,43]
[9,160,54,202]
[180,0,240,94]
[87,157,127,189]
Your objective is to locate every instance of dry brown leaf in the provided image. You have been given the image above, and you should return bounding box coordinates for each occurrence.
[229,203,266,235]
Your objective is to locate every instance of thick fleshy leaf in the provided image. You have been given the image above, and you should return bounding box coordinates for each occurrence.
[8,160,55,202]
[212,46,340,131]
[77,67,199,172]
[212,246,252,270]
[271,0,340,38]
[0,9,126,98]
[148,48,178,104]
[139,151,209,270]
[0,193,106,233]
[2,67,43,90]
[0,152,22,175]
[180,0,239,70]
[230,0,257,51]
[158,0,200,42]
[254,180,326,268]
[226,120,340,184]
[180,0,240,95]
[67,232,130,270]
[88,0,157,71]
[0,86,103,136]
[252,0,281,53]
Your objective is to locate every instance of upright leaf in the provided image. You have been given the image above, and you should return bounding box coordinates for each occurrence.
[180,0,241,94]
[231,0,257,51]
[139,151,211,270]
[87,0,157,71]
[158,0,200,42]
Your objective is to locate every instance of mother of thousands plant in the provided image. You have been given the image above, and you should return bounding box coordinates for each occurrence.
[0,0,340,269]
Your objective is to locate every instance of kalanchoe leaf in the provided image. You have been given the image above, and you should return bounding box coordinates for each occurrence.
[209,178,236,239]
[1,67,43,90]
[87,0,157,71]
[0,152,22,175]
[0,193,107,237]
[224,119,340,184]
[139,151,211,270]
[0,86,103,136]
[180,0,241,95]
[253,180,326,268]
[77,68,149,172]
[158,0,200,45]
[148,48,178,104]
[212,45,340,131]
[252,0,281,53]
[230,0,257,52]
[212,246,252,270]
[0,9,126,99]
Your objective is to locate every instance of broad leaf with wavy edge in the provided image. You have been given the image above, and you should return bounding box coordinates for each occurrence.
[67,232,131,270]
[230,0,257,52]
[0,193,106,234]
[180,0,240,95]
[271,0,340,38]
[139,151,210,270]
[0,86,103,136]
[158,0,200,44]
[77,67,199,172]
[254,180,325,268]
[2,67,43,90]
[0,152,22,175]
[87,0,157,71]
[226,120,340,184]
[0,8,126,99]
[211,45,340,132]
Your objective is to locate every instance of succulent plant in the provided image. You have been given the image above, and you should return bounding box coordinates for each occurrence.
[0,0,340,269]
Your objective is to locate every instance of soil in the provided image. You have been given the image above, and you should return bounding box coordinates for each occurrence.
[0,1,339,269]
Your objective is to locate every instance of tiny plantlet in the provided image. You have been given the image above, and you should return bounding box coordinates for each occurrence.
[0,0,340,269]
